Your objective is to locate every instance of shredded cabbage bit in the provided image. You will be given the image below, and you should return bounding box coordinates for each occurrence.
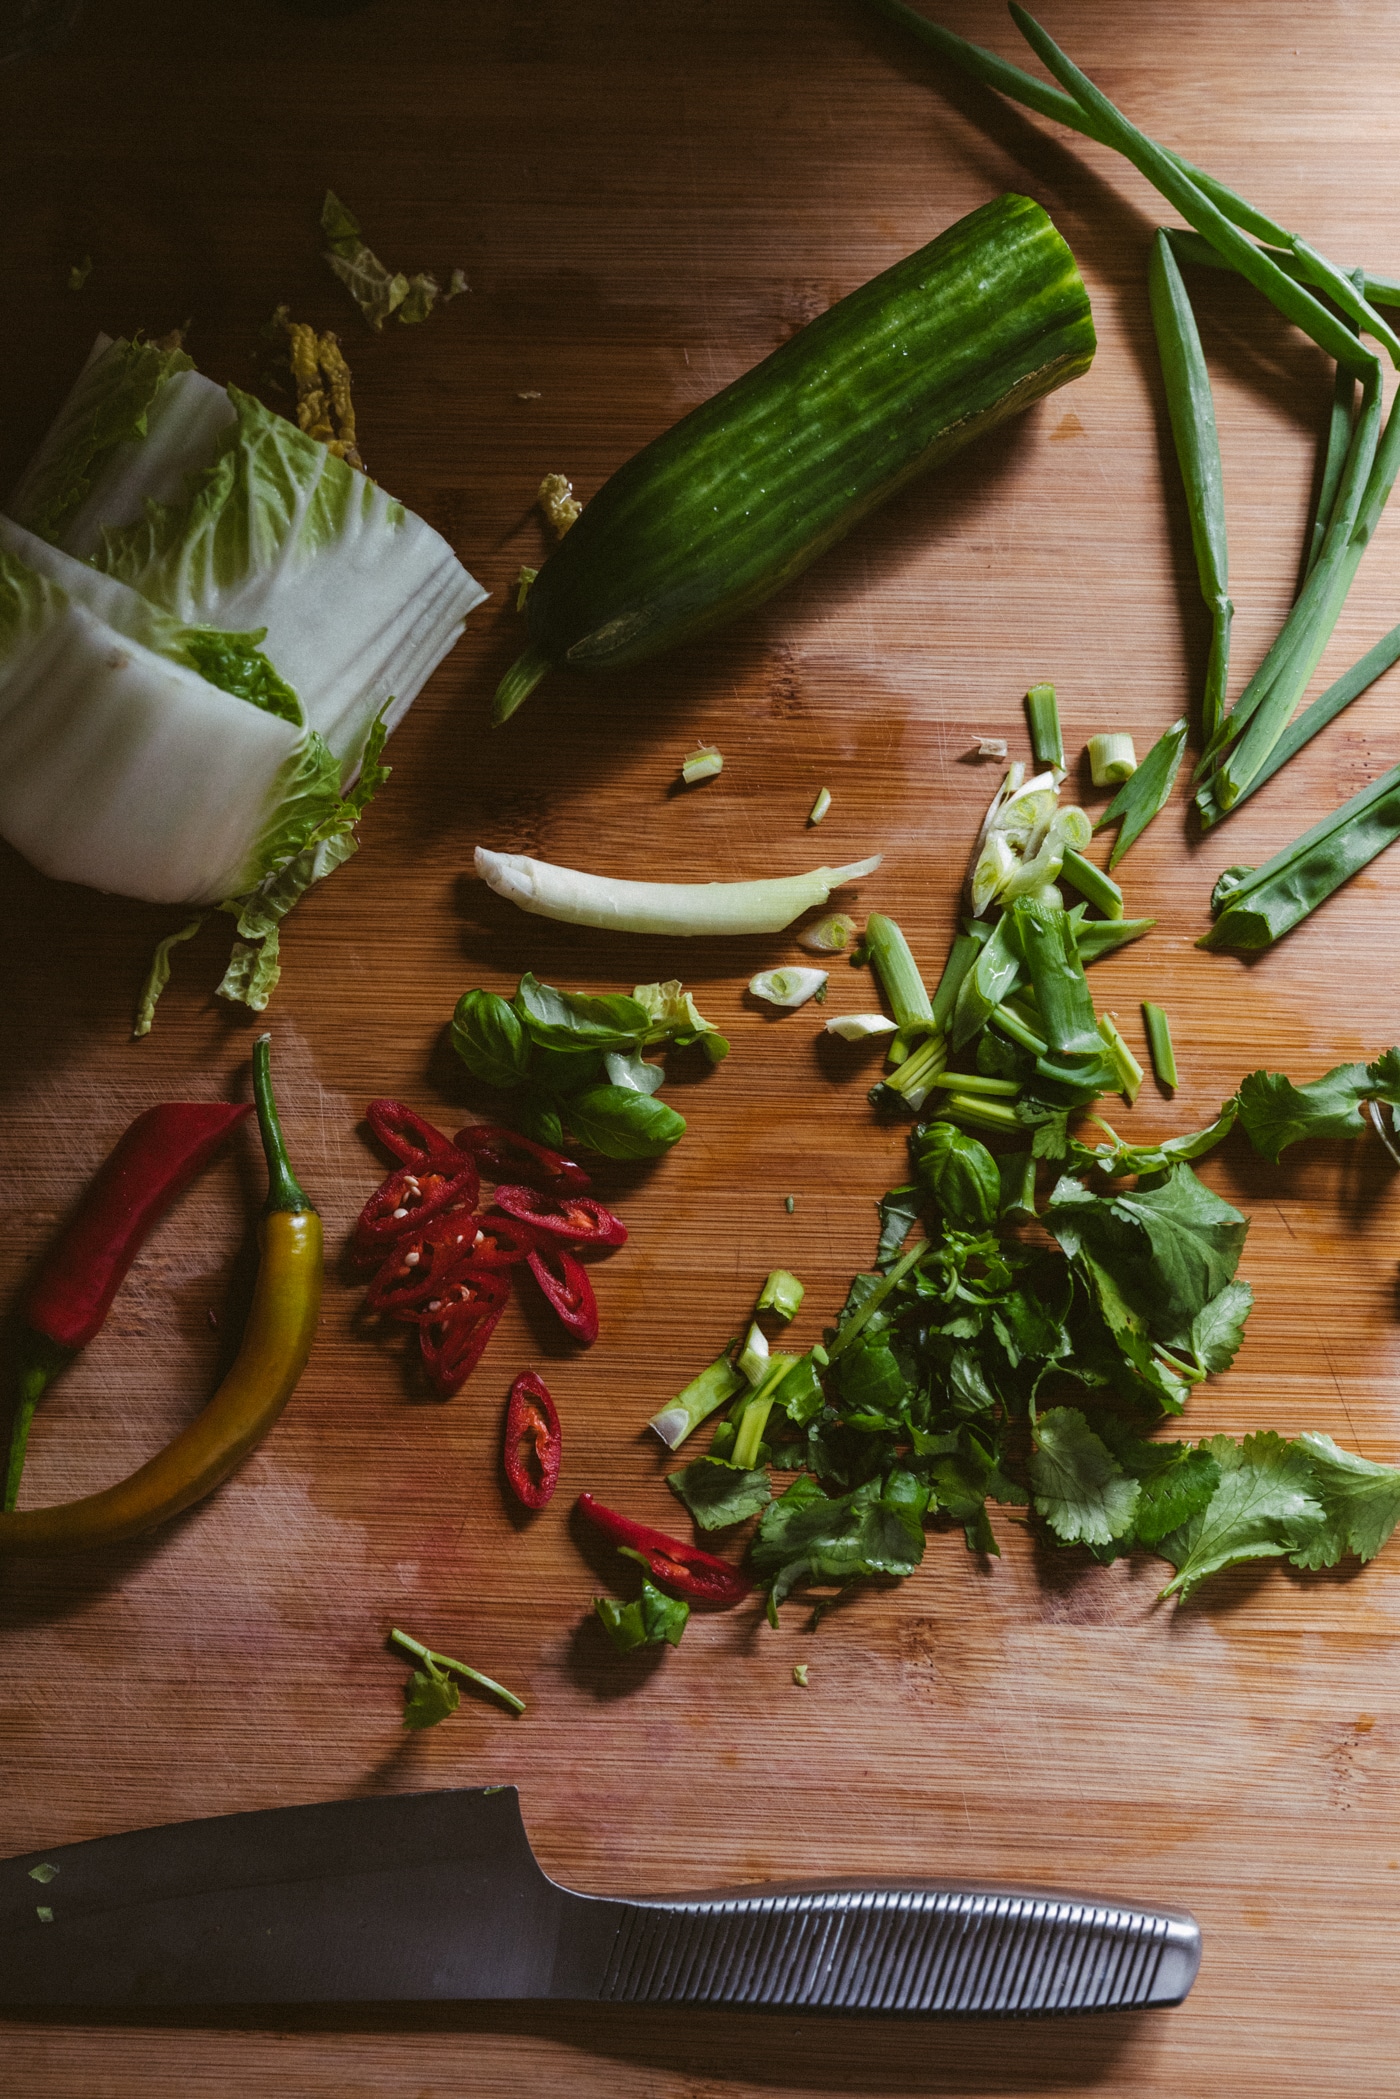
[538,474,582,537]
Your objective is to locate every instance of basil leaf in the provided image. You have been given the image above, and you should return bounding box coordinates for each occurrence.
[564,1084,685,1159]
[515,971,649,1051]
[451,988,530,1090]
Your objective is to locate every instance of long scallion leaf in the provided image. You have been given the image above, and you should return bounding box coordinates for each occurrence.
[1196,621,1400,825]
[1200,758,1400,949]
[1305,277,1363,581]
[1148,230,1232,739]
[1007,3,1385,374]
[1094,717,1188,869]
[1165,227,1400,321]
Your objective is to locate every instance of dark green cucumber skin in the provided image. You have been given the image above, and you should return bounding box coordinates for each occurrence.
[526,193,1095,677]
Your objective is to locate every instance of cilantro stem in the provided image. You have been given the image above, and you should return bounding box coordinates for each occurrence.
[388,1628,525,1716]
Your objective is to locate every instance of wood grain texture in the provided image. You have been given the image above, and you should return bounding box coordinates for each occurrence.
[3,0,1400,2090]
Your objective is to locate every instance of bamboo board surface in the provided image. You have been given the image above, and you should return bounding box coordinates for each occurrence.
[3,1,1400,2092]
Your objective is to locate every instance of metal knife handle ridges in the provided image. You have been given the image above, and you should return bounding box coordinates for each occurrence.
[0,1786,1201,2016]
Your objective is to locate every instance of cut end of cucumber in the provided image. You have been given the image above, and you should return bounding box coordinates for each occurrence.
[493,644,553,724]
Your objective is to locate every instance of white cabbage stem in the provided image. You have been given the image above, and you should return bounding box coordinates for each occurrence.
[475,846,880,936]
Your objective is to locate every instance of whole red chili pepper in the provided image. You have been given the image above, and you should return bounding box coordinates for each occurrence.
[492,1186,626,1248]
[7,1101,252,1510]
[576,1493,750,1606]
[452,1123,592,1195]
[418,1264,511,1395]
[503,1371,562,1509]
[353,1163,480,1263]
[526,1244,599,1345]
[366,1099,466,1175]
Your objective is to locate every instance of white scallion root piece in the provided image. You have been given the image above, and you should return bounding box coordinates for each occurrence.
[749,967,828,1010]
[824,1012,898,1041]
[475,846,881,936]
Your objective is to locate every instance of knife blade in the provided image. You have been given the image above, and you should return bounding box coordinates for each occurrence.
[0,1787,1200,2016]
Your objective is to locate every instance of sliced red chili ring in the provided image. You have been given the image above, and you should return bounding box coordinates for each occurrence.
[526,1243,599,1345]
[353,1163,480,1261]
[452,1123,592,1195]
[366,1231,475,1318]
[366,1098,466,1174]
[575,1493,750,1606]
[503,1370,561,1510]
[464,1213,542,1267]
[492,1185,626,1247]
[418,1264,512,1395]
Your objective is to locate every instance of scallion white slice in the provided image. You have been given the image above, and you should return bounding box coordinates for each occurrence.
[681,743,723,786]
[824,1012,898,1041]
[749,966,828,1009]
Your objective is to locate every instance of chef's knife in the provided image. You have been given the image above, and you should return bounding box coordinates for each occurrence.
[0,1787,1200,2016]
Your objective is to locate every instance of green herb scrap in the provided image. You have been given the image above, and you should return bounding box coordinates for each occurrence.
[450,971,728,1159]
[595,1577,690,1654]
[655,1024,1400,1615]
[389,1627,525,1731]
[321,190,466,332]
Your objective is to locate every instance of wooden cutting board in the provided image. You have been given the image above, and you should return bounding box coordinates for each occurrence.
[3,2,1400,2091]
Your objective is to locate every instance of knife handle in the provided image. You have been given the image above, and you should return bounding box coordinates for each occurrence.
[591,1883,1200,2016]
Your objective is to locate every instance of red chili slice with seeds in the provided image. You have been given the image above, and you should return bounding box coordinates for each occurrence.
[503,1370,562,1509]
[417,1263,512,1395]
[366,1098,466,1175]
[492,1186,626,1247]
[576,1493,750,1605]
[366,1232,476,1320]
[352,1163,480,1263]
[464,1213,542,1267]
[452,1123,592,1195]
[526,1243,599,1345]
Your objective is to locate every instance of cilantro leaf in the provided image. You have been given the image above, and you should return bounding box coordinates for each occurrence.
[1235,1051,1400,1162]
[595,1578,690,1652]
[1029,1407,1140,1546]
[1156,1433,1324,1598]
[752,1475,925,1614]
[1189,1279,1253,1374]
[403,1662,459,1730]
[1290,1432,1400,1569]
[1097,1423,1222,1545]
[667,1457,771,1531]
[1046,1163,1247,1350]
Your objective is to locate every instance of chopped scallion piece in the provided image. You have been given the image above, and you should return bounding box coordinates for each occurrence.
[733,1354,798,1467]
[784,1195,796,1213]
[738,1321,770,1387]
[973,736,1008,759]
[1087,733,1137,786]
[681,743,723,786]
[1060,846,1124,920]
[824,1011,898,1041]
[749,966,828,1009]
[1025,681,1065,774]
[793,1663,810,1686]
[865,912,934,1031]
[797,910,856,954]
[514,565,538,612]
[648,1352,747,1449]
[808,786,832,824]
[939,1092,1023,1134]
[1097,1014,1144,1102]
[757,1269,804,1321]
[1142,1001,1179,1089]
[1094,717,1188,869]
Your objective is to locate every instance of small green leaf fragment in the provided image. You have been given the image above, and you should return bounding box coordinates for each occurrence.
[28,1864,58,1885]
[793,1663,810,1687]
[67,255,92,291]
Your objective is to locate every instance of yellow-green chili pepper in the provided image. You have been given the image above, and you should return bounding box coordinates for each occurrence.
[0,1036,321,1557]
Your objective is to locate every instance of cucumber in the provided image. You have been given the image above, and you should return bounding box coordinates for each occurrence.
[496,192,1095,721]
